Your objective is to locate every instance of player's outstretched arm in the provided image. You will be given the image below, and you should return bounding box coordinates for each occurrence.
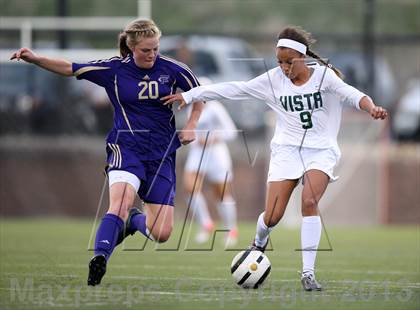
[10,48,73,77]
[359,96,388,120]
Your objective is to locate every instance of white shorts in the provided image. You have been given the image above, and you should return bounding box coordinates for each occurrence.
[185,143,233,183]
[267,145,340,183]
[108,170,141,192]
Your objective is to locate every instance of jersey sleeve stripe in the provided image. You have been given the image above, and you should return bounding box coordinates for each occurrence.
[179,72,194,89]
[121,55,131,63]
[170,80,176,95]
[73,66,111,77]
[88,56,121,64]
[114,75,134,135]
[159,55,200,86]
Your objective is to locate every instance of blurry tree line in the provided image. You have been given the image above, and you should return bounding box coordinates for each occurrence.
[1,0,419,37]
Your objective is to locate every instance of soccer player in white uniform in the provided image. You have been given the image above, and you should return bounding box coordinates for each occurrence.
[184,77,238,246]
[163,26,388,291]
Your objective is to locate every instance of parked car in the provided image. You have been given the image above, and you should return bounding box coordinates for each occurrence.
[0,62,98,134]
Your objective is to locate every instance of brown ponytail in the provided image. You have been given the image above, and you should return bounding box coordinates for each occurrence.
[278,26,344,79]
[306,49,344,79]
[118,32,131,58]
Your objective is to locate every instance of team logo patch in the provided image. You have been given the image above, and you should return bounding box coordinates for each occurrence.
[158,75,170,84]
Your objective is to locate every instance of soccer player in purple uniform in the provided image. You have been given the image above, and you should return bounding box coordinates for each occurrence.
[11,19,204,286]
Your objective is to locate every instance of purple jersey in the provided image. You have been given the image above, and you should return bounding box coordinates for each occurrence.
[72,54,200,160]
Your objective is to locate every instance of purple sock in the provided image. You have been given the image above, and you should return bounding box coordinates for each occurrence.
[94,213,124,260]
[129,213,152,239]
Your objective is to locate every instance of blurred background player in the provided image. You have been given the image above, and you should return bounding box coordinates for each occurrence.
[163,26,388,291]
[184,77,239,246]
[11,19,204,286]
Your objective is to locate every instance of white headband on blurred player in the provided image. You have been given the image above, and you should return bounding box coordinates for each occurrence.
[276,39,307,55]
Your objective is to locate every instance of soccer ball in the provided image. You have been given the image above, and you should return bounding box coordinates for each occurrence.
[230,249,271,289]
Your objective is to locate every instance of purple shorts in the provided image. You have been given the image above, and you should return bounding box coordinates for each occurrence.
[106,144,176,206]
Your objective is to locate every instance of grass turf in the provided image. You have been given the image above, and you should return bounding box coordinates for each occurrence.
[0,219,419,310]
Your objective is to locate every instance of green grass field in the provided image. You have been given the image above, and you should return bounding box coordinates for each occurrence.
[0,219,419,310]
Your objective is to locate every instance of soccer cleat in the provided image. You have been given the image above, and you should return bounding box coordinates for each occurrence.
[301,273,323,291]
[87,254,107,286]
[195,230,211,244]
[195,222,214,244]
[116,207,142,246]
[248,238,269,253]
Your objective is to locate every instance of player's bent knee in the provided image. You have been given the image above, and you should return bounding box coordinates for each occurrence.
[152,229,172,243]
[301,198,318,215]
[183,180,194,193]
[302,197,317,208]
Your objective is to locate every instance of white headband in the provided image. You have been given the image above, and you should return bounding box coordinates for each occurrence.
[276,38,307,55]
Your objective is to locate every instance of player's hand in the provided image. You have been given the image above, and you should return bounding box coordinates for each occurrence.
[10,48,39,63]
[369,106,388,120]
[162,93,187,110]
[178,125,196,145]
[179,130,196,145]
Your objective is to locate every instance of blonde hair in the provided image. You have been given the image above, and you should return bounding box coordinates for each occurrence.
[278,26,344,79]
[118,19,162,57]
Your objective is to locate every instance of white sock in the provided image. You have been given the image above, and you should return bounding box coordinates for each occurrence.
[217,196,237,230]
[188,192,212,228]
[254,212,273,247]
[301,216,322,275]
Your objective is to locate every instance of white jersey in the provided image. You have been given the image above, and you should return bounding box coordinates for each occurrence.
[182,65,367,154]
[185,100,237,182]
[189,99,237,144]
